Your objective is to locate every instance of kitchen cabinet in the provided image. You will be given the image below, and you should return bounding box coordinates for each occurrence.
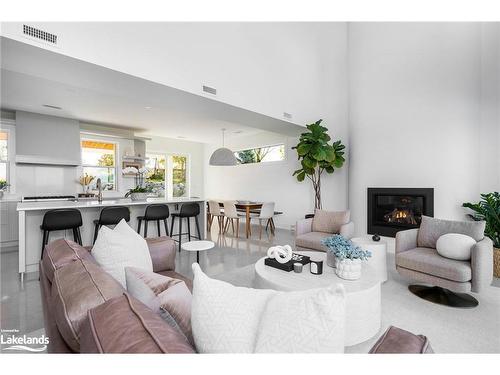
[1,200,19,247]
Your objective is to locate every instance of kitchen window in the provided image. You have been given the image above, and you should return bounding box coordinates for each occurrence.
[146,153,189,198]
[81,140,117,191]
[234,143,285,165]
[0,125,15,193]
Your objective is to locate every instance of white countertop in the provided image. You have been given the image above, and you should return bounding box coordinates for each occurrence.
[17,197,205,211]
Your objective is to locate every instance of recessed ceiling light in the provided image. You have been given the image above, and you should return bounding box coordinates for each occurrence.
[177,136,186,139]
[145,106,152,110]
[42,104,62,110]
[233,130,243,134]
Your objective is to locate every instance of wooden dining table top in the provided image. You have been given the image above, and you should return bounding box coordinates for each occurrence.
[215,201,263,209]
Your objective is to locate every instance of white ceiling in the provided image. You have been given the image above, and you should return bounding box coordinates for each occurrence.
[0,37,304,144]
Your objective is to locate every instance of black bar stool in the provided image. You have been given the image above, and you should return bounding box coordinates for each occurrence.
[93,206,130,243]
[170,202,201,251]
[40,209,83,260]
[137,204,170,238]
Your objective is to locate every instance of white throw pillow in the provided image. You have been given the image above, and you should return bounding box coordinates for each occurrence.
[436,233,476,261]
[191,263,346,353]
[92,219,153,287]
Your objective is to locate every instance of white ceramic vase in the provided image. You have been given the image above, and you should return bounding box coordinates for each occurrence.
[130,192,148,201]
[335,258,362,280]
[326,251,337,268]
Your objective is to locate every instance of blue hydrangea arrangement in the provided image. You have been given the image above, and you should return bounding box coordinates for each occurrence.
[321,235,372,261]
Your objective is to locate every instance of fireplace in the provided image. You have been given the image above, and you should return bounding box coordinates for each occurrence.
[367,188,434,237]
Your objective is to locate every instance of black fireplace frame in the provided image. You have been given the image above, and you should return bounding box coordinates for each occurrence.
[367,187,434,237]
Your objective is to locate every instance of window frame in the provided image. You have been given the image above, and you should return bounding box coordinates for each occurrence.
[80,137,119,192]
[145,152,167,197]
[145,151,191,198]
[0,122,16,194]
[233,142,287,166]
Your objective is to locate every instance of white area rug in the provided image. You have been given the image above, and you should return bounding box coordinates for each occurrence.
[212,253,500,353]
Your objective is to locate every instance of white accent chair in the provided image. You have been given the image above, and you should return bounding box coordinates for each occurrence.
[207,200,225,234]
[223,201,243,238]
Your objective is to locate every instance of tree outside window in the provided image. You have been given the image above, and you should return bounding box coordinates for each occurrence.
[81,140,117,191]
[235,144,285,165]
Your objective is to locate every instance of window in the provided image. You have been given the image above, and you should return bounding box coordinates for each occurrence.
[145,153,189,198]
[234,144,285,165]
[172,155,188,197]
[81,140,117,191]
[0,130,9,190]
[146,154,166,197]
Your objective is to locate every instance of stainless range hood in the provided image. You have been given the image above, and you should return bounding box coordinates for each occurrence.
[15,111,81,166]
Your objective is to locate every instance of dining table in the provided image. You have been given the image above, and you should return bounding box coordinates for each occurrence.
[217,201,263,238]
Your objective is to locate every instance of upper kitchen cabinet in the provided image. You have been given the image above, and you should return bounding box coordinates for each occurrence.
[16,111,81,166]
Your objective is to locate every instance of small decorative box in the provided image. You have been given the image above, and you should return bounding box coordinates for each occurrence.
[265,253,311,272]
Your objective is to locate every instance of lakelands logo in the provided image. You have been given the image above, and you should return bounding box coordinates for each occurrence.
[0,329,49,352]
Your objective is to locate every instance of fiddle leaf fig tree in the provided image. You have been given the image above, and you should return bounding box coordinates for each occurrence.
[292,119,346,209]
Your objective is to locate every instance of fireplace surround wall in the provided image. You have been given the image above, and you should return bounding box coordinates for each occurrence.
[367,188,434,237]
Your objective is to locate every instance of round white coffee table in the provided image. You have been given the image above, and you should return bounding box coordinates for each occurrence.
[351,236,388,283]
[181,240,215,264]
[254,252,381,346]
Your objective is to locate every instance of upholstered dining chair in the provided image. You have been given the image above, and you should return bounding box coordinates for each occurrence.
[207,200,225,234]
[222,201,244,237]
[395,215,493,308]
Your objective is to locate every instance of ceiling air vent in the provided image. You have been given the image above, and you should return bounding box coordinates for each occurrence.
[283,112,293,120]
[202,85,217,95]
[23,24,57,44]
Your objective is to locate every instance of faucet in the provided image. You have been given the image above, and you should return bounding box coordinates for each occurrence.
[96,178,103,203]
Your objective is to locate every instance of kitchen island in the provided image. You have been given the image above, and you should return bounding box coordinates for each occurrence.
[16,197,206,279]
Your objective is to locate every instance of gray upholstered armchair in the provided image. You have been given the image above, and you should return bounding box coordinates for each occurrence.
[395,215,493,307]
[295,209,354,252]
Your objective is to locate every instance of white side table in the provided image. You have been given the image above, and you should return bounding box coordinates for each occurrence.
[351,236,388,283]
[181,240,215,265]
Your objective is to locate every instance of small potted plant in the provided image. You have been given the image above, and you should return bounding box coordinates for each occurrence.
[77,173,95,196]
[125,185,153,201]
[322,234,371,280]
[0,180,9,199]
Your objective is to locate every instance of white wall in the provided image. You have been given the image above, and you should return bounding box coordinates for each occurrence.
[146,136,205,198]
[348,23,499,235]
[1,22,342,127]
[479,23,500,193]
[204,23,350,230]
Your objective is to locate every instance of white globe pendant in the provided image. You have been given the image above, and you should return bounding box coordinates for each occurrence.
[209,129,237,166]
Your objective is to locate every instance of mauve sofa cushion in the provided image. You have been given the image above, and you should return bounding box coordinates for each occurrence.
[417,215,485,249]
[80,294,195,353]
[51,259,125,352]
[312,209,350,234]
[159,270,193,291]
[369,326,433,354]
[42,239,94,283]
[146,236,176,272]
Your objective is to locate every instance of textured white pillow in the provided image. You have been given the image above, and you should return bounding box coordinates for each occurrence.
[436,233,476,261]
[92,219,153,287]
[191,263,346,353]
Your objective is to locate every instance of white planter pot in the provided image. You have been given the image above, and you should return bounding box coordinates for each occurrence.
[335,258,362,280]
[130,192,148,201]
[326,252,337,268]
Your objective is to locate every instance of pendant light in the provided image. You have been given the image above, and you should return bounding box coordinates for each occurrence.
[209,128,238,166]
